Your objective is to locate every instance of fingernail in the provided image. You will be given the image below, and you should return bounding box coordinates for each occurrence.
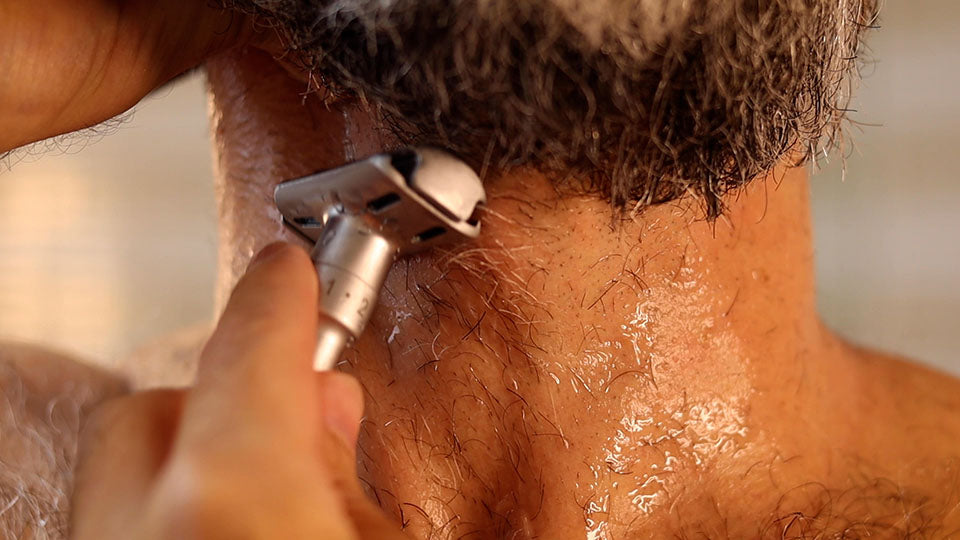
[248,242,287,270]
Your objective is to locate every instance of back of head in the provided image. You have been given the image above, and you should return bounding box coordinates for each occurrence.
[229,0,878,215]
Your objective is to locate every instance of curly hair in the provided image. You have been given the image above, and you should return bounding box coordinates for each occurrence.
[228,0,879,217]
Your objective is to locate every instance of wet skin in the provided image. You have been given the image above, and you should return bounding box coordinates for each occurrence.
[193,49,960,537]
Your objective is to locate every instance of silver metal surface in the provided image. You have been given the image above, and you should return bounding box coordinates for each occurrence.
[275,148,485,370]
[313,319,350,371]
[313,214,396,338]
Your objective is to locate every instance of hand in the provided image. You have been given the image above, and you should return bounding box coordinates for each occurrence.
[71,243,406,539]
[0,0,254,153]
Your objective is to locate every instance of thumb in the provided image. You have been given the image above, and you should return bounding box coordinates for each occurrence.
[180,242,320,453]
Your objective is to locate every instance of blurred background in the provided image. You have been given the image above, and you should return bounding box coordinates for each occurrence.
[1,1,958,375]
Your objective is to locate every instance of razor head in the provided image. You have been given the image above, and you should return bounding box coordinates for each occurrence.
[275,148,485,253]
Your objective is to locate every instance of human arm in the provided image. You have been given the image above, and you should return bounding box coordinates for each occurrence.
[0,0,253,153]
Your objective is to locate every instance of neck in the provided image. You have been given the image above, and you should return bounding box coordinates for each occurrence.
[208,55,820,373]
[211,101,820,392]
[342,170,852,536]
[213,128,836,536]
[350,164,821,399]
[207,50,859,535]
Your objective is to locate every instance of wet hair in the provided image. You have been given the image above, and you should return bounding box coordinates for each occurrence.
[227,0,878,217]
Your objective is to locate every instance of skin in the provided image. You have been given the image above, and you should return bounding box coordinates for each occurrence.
[0,0,253,152]
[202,49,960,537]
[1,2,959,539]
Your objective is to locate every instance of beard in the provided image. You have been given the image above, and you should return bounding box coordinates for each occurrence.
[228,0,878,216]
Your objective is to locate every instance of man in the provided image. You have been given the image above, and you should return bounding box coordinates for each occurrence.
[2,0,959,538]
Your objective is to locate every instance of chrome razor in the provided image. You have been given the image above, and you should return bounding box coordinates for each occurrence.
[274,148,485,370]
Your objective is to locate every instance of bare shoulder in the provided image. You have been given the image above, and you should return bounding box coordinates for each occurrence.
[825,345,960,534]
[850,345,960,464]
[0,342,127,539]
[857,347,960,430]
